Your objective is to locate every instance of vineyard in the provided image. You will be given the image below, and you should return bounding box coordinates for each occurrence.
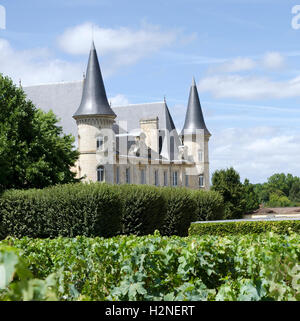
[0,232,299,301]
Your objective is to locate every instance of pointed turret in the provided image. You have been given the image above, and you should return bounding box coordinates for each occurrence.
[73,42,116,118]
[181,78,210,136]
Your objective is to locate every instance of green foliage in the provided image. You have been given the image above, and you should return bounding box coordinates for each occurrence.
[254,173,300,206]
[160,187,197,237]
[0,183,122,239]
[0,245,58,300]
[266,193,293,208]
[188,220,300,236]
[118,184,165,236]
[211,167,246,219]
[0,183,223,239]
[289,181,300,202]
[1,233,299,301]
[0,73,79,191]
[192,189,224,221]
[243,179,260,213]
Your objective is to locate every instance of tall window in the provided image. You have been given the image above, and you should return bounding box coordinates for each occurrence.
[172,171,178,187]
[199,174,204,187]
[154,170,159,186]
[116,167,120,184]
[96,136,104,151]
[164,171,168,186]
[140,169,146,184]
[185,174,189,187]
[198,150,203,162]
[97,166,105,182]
[126,168,130,184]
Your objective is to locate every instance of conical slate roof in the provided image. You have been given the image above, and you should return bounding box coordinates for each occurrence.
[181,78,210,136]
[73,42,116,118]
[164,101,176,132]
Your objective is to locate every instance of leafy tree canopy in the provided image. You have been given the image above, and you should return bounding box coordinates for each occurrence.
[211,167,246,219]
[0,74,79,191]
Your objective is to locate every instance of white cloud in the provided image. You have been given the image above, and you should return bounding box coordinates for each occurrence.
[214,57,256,73]
[198,74,300,100]
[0,38,83,86]
[210,127,300,183]
[57,22,186,71]
[263,52,285,70]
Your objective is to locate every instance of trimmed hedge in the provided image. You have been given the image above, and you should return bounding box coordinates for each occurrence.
[189,220,300,236]
[160,187,197,237]
[0,183,225,239]
[0,183,122,239]
[192,190,224,221]
[118,184,165,236]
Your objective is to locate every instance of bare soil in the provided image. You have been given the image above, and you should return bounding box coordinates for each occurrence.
[253,207,300,215]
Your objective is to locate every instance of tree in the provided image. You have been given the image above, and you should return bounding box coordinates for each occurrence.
[0,74,79,191]
[289,181,300,202]
[211,167,246,219]
[266,193,292,207]
[243,179,260,213]
[267,173,298,197]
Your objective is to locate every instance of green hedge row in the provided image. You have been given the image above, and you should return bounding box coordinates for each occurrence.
[189,220,300,236]
[0,183,224,239]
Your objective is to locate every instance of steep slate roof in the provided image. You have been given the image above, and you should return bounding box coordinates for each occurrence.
[23,82,179,146]
[181,78,210,136]
[73,42,116,118]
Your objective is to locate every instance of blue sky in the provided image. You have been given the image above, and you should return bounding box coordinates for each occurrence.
[1,0,300,183]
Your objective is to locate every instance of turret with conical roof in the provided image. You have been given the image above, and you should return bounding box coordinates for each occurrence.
[73,41,116,119]
[73,42,116,184]
[180,77,211,190]
[181,77,210,136]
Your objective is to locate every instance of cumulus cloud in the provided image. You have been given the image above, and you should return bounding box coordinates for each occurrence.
[210,127,300,183]
[198,74,300,100]
[0,38,84,86]
[214,57,256,73]
[263,52,285,70]
[57,22,189,71]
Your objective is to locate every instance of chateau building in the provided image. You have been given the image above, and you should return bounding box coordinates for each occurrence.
[24,42,211,189]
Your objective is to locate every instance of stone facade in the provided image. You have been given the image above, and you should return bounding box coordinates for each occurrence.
[71,43,212,190]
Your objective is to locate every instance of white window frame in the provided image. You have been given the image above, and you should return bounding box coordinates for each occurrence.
[163,171,168,186]
[185,174,189,187]
[97,166,105,182]
[199,174,204,187]
[96,136,104,151]
[172,171,178,187]
[198,149,203,162]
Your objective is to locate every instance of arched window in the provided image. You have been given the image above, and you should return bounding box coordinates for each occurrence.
[97,166,105,182]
